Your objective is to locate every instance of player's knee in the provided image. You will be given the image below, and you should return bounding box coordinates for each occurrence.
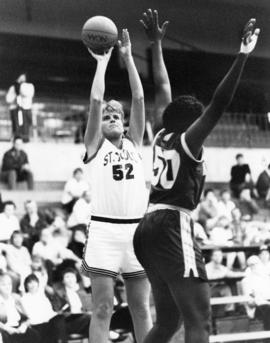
[185,304,211,334]
[94,301,114,321]
[129,300,150,320]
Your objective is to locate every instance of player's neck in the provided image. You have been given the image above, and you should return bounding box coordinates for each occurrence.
[109,136,123,149]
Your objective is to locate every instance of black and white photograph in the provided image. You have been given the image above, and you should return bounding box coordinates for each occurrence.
[0,1,269,342]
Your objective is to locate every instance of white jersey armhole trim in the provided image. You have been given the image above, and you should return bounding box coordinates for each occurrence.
[83,137,105,164]
[180,132,204,163]
[152,129,165,147]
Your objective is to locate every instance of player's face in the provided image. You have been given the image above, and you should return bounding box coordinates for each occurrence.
[102,106,124,139]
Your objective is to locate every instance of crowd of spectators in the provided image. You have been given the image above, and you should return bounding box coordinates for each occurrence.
[0,148,270,341]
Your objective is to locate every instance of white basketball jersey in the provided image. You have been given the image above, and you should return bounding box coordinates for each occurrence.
[84,137,148,219]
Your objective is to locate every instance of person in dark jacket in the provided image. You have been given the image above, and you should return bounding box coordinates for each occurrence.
[20,200,50,251]
[1,136,34,190]
[256,164,270,200]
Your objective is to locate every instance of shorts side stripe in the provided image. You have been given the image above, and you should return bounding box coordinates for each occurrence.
[81,260,118,278]
[180,212,199,278]
[122,270,146,279]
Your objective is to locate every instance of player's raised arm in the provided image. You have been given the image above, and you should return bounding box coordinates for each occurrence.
[141,9,171,131]
[84,48,113,157]
[185,19,260,158]
[118,29,145,146]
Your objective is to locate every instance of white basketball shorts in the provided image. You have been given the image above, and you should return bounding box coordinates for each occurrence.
[81,216,146,279]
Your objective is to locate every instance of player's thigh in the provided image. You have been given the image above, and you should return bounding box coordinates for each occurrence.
[168,277,210,326]
[124,276,151,310]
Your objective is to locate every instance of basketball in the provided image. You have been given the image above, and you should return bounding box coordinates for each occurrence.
[81,16,118,54]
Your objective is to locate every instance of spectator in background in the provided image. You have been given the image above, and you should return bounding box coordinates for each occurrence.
[1,136,34,190]
[256,164,270,200]
[20,200,49,251]
[3,231,32,291]
[209,216,233,246]
[230,153,254,198]
[6,73,35,142]
[206,249,244,316]
[32,228,80,285]
[258,245,270,275]
[241,255,270,334]
[53,268,91,339]
[21,274,64,343]
[67,190,91,229]
[198,188,220,229]
[0,273,41,343]
[30,255,52,294]
[0,201,20,242]
[237,188,259,221]
[62,168,89,214]
[217,189,236,221]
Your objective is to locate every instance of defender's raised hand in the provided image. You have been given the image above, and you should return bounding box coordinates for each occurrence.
[240,18,260,54]
[118,29,132,61]
[140,9,169,42]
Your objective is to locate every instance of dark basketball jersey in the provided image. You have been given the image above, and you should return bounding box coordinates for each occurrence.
[149,129,206,210]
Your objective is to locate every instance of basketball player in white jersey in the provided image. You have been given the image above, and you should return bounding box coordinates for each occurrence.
[81,29,152,343]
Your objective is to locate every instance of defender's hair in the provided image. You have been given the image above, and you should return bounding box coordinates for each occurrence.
[162,95,204,133]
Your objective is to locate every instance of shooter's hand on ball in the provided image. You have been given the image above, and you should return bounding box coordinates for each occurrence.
[240,18,260,55]
[140,9,169,43]
[87,46,113,64]
[118,29,132,62]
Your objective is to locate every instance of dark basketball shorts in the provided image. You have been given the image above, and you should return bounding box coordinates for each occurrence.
[133,206,207,282]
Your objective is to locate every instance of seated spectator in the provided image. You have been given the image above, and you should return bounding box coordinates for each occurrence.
[3,231,32,291]
[206,249,244,316]
[230,207,247,244]
[30,255,51,293]
[241,255,270,332]
[32,228,80,284]
[236,188,259,221]
[245,221,270,246]
[53,268,91,339]
[0,272,41,343]
[230,153,254,198]
[1,136,34,190]
[209,216,233,246]
[68,226,86,259]
[256,164,270,200]
[21,274,65,343]
[258,245,270,275]
[209,216,246,269]
[62,168,89,214]
[0,201,20,242]
[67,190,91,229]
[198,188,220,230]
[217,189,236,221]
[20,200,50,251]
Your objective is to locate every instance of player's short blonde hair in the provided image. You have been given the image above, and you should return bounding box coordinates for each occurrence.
[102,99,124,120]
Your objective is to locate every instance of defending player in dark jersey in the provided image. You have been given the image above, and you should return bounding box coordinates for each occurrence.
[134,17,260,343]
